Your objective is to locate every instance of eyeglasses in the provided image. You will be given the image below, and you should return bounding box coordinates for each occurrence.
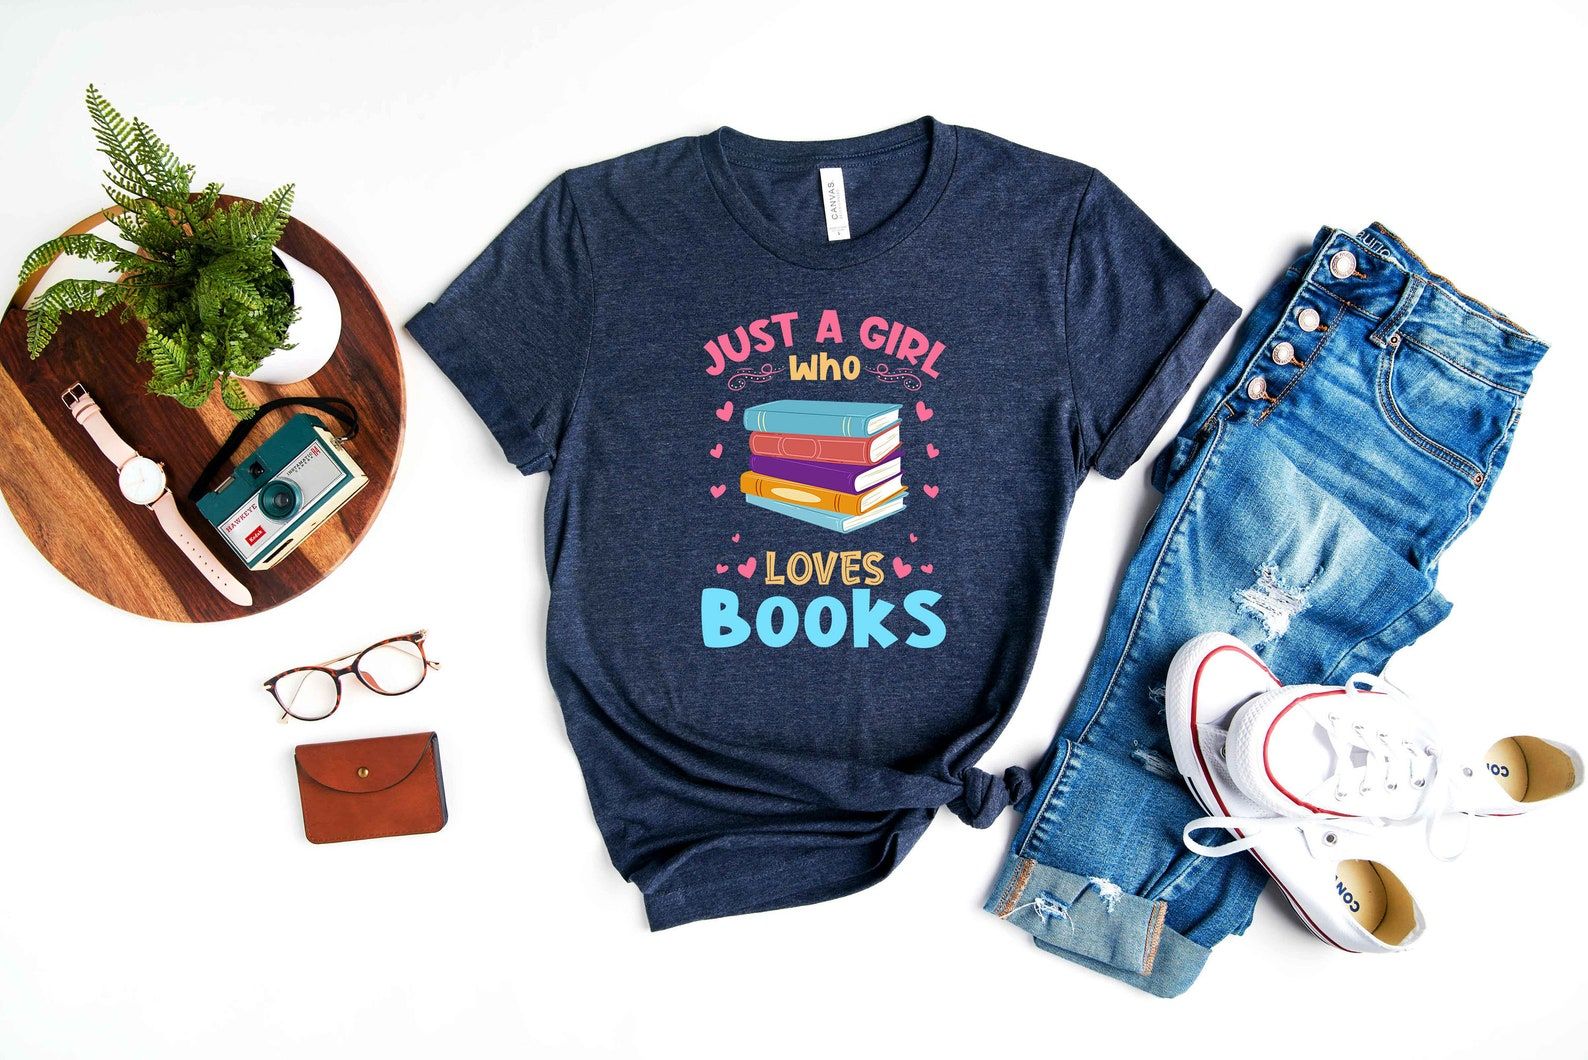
[264,630,441,722]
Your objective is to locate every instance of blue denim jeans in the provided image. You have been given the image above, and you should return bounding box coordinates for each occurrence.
[986,223,1548,996]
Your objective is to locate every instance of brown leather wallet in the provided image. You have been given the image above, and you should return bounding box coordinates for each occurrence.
[294,732,448,844]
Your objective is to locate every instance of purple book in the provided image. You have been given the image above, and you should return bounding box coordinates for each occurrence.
[748,453,903,494]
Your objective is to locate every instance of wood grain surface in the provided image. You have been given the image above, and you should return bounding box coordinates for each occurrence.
[0,198,404,622]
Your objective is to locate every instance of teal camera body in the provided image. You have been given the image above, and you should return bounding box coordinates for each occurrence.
[195,413,368,571]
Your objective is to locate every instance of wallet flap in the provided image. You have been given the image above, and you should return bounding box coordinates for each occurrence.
[294,732,435,794]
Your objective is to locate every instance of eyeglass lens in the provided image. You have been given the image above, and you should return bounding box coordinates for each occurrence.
[357,639,428,695]
[274,669,340,720]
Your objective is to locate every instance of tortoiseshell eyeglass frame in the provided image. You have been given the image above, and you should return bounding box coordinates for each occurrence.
[263,630,441,722]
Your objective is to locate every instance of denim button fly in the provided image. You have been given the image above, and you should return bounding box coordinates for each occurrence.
[1296,307,1321,332]
[1329,250,1358,279]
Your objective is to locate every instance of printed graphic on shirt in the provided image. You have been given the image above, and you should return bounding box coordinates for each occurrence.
[700,309,946,651]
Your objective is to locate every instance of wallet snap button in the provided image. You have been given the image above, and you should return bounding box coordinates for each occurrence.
[357,766,370,778]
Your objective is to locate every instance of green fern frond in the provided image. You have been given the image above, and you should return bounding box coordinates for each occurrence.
[86,85,154,200]
[25,279,124,356]
[17,233,141,283]
[190,181,222,220]
[251,184,295,245]
[139,326,188,376]
[130,117,193,208]
[219,376,258,417]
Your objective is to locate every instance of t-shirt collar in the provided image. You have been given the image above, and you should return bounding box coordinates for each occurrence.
[698,116,957,271]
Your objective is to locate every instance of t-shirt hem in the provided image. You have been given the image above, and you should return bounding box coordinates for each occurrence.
[639,820,928,930]
[1093,289,1241,479]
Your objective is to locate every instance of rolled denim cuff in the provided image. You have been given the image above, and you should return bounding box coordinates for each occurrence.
[985,855,1210,998]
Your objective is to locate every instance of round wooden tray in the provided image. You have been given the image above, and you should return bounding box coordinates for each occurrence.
[0,200,404,622]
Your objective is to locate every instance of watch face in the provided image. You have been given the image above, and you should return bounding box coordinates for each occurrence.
[118,456,167,505]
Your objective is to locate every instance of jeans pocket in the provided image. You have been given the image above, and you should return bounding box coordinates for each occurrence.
[1375,333,1518,486]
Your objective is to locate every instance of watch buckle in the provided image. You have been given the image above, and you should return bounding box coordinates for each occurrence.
[61,382,87,408]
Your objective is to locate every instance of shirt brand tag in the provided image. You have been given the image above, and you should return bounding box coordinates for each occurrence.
[819,167,850,242]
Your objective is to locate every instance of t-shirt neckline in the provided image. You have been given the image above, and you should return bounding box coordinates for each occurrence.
[698,116,957,271]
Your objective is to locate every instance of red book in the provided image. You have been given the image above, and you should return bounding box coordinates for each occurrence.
[748,424,900,465]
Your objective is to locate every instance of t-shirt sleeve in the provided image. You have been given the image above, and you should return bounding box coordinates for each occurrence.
[406,174,593,475]
[1063,170,1240,479]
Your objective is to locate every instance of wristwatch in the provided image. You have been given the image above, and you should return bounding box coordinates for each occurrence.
[61,383,253,607]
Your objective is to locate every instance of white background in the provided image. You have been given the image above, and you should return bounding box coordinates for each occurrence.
[2,2,1584,1056]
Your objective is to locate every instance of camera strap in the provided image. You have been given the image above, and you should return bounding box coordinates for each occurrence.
[186,396,360,503]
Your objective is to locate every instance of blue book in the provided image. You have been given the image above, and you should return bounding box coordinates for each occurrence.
[742,400,901,438]
[746,490,907,533]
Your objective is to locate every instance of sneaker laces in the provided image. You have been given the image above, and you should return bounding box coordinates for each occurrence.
[1338,672,1469,860]
[1325,673,1438,807]
[1183,813,1382,858]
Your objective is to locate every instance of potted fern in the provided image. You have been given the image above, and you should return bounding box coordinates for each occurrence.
[17,86,341,418]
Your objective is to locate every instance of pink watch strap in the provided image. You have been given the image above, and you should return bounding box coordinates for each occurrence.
[151,492,253,607]
[62,383,253,608]
[64,387,138,468]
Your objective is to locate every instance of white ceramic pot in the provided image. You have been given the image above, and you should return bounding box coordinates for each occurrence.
[242,247,342,385]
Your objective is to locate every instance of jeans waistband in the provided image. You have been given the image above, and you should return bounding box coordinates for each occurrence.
[1300,223,1548,393]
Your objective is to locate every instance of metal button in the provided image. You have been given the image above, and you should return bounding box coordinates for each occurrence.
[1271,341,1296,366]
[1296,307,1321,332]
[357,766,370,778]
[1329,250,1358,279]
[1246,376,1271,401]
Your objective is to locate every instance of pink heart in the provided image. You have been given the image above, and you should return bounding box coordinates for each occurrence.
[920,564,934,574]
[892,556,912,579]
[710,443,723,459]
[715,401,734,422]
[737,556,757,579]
[715,563,729,574]
[922,484,939,499]
[731,533,740,543]
[710,484,727,498]
[909,533,918,543]
[925,443,940,459]
[915,400,934,422]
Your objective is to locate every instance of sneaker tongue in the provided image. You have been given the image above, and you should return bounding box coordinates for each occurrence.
[1270,713,1338,788]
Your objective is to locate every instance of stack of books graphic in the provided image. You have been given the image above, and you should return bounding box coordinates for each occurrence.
[739,400,907,533]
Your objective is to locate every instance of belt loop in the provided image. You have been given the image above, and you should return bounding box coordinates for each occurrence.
[1369,273,1427,348]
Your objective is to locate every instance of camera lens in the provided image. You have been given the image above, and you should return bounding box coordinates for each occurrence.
[260,479,301,521]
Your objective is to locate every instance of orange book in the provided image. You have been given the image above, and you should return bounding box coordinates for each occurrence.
[739,470,905,516]
[748,425,900,465]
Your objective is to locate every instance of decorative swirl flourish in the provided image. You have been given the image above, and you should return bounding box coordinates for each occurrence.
[864,362,923,391]
[727,362,786,391]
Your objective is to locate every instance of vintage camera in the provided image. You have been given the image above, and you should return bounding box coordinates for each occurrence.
[196,413,368,571]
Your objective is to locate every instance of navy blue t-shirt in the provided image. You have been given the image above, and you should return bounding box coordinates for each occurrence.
[407,117,1238,929]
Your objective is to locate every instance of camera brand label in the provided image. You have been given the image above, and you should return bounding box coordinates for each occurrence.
[219,440,347,562]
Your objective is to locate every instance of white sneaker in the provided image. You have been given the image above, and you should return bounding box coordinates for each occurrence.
[1164,633,1426,953]
[1224,673,1583,823]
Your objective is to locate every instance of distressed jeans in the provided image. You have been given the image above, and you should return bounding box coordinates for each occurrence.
[986,224,1548,996]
